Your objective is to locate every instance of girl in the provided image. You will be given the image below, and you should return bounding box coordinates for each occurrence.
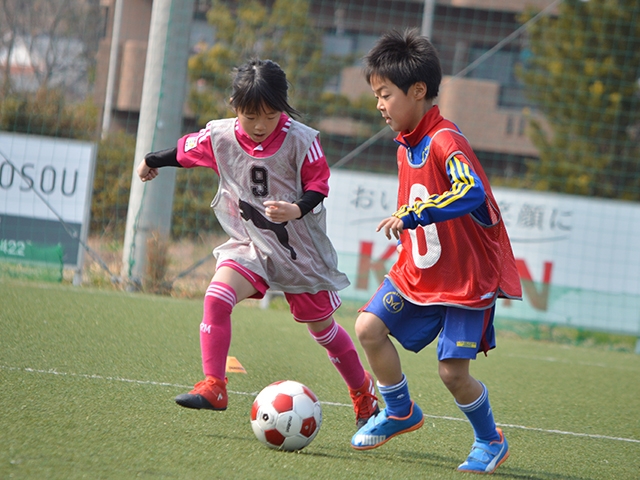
[137,58,378,429]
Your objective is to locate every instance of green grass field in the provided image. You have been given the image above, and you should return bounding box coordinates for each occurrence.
[1,278,639,479]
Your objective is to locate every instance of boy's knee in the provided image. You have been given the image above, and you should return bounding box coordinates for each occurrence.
[439,369,460,389]
[355,312,387,346]
[438,359,471,391]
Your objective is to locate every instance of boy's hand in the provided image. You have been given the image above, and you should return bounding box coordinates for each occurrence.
[264,201,301,223]
[137,160,158,182]
[377,216,404,240]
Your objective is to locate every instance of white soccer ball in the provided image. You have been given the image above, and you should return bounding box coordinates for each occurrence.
[250,380,322,451]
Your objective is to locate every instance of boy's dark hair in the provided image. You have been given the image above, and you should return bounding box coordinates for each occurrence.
[230,58,300,118]
[363,29,441,99]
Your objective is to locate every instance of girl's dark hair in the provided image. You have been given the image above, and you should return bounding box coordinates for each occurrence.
[229,59,300,118]
[363,28,441,99]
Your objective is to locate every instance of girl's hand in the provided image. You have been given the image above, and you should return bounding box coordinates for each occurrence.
[263,201,301,223]
[377,216,404,240]
[137,161,159,182]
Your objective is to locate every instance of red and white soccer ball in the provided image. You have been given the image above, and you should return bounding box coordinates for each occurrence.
[250,380,322,451]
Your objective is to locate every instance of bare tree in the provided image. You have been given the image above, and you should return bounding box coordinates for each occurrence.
[0,0,101,99]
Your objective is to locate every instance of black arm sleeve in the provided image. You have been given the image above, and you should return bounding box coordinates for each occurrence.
[293,190,326,218]
[144,147,181,168]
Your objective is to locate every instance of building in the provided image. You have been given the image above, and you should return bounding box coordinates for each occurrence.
[94,0,557,175]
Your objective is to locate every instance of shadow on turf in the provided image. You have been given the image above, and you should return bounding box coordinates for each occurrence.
[201,432,591,479]
[305,447,593,479]
[362,450,594,479]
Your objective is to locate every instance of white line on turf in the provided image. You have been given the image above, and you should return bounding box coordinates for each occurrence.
[3,365,639,444]
[503,353,640,372]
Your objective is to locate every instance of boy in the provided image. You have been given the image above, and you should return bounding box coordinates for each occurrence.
[350,29,522,474]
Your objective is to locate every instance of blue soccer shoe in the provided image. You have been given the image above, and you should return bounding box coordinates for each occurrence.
[457,427,509,474]
[351,401,424,450]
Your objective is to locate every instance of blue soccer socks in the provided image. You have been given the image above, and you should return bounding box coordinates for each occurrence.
[456,384,508,473]
[457,427,509,474]
[456,382,501,443]
[351,400,424,450]
[352,378,508,473]
[378,374,411,418]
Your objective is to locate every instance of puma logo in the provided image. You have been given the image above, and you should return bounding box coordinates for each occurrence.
[239,199,297,260]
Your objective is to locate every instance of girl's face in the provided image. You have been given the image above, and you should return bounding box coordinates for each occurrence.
[369,75,427,134]
[236,106,281,143]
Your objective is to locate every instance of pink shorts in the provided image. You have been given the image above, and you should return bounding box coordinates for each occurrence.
[284,290,342,323]
[216,260,269,300]
[217,259,341,323]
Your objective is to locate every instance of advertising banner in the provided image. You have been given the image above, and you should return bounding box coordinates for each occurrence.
[0,132,96,268]
[325,169,640,336]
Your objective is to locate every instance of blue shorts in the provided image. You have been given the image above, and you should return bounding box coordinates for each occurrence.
[362,278,496,360]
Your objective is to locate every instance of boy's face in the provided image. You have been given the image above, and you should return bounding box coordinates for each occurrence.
[370,75,427,133]
[236,105,281,143]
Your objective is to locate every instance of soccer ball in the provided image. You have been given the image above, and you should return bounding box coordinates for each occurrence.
[250,380,322,451]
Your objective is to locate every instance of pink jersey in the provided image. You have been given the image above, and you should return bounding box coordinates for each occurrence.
[176,113,330,196]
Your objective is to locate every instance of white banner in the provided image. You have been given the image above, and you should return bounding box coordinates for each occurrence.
[0,132,95,222]
[0,132,96,268]
[325,169,640,336]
